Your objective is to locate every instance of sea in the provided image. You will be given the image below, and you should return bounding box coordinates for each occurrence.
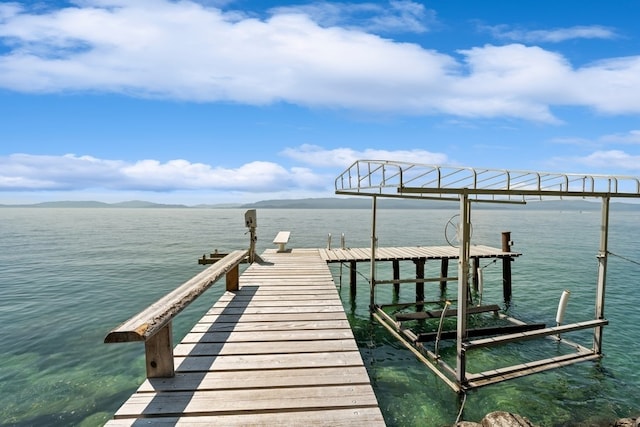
[0,206,639,427]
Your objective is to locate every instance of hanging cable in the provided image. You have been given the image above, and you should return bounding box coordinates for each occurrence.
[608,250,640,267]
[434,300,452,358]
[480,258,497,270]
[473,259,497,306]
[455,391,467,424]
[336,261,370,284]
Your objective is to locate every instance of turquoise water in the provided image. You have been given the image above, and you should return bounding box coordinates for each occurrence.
[0,207,639,426]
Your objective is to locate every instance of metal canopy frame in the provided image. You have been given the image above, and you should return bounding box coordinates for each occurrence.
[334,160,640,392]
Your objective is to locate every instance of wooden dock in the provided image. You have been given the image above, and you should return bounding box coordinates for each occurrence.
[106,248,385,426]
[318,245,519,263]
[317,244,520,302]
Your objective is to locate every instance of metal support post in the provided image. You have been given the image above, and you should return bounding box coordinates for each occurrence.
[594,196,610,354]
[370,196,378,311]
[456,191,471,387]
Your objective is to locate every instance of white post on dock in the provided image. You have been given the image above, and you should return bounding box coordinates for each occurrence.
[370,196,378,311]
[594,195,610,354]
[456,190,471,387]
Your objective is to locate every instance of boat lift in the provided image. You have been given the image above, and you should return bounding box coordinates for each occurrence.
[335,160,640,392]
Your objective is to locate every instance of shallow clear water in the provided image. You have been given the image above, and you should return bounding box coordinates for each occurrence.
[0,207,638,426]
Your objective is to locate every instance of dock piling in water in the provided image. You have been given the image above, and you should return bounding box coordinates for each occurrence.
[501,231,513,303]
[414,258,425,310]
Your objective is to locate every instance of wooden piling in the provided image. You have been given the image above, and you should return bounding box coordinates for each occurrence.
[225,263,240,292]
[350,261,357,297]
[472,257,479,293]
[502,231,513,303]
[393,259,400,301]
[414,258,425,309]
[440,258,449,293]
[144,322,174,378]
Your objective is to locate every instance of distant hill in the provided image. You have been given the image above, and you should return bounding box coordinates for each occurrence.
[241,197,370,209]
[516,199,638,211]
[0,200,188,208]
[110,200,189,208]
[240,197,458,209]
[15,201,113,208]
[0,197,637,210]
[193,203,243,208]
[239,197,640,211]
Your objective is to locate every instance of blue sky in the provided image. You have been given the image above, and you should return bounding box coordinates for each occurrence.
[1,0,640,205]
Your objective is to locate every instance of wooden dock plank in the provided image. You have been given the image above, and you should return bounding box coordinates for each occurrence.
[190,319,351,332]
[217,292,339,300]
[106,249,384,426]
[113,385,380,418]
[205,305,346,315]
[197,312,348,323]
[212,298,344,307]
[107,407,385,426]
[182,329,355,343]
[174,350,366,372]
[173,339,359,356]
[137,366,373,392]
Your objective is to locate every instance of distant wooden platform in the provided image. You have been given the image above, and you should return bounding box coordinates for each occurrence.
[318,245,520,263]
[106,248,385,426]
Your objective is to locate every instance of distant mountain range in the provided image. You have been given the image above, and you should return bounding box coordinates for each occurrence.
[240,198,638,211]
[0,200,192,209]
[0,197,638,210]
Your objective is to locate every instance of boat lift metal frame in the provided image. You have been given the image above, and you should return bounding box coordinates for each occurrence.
[334,160,640,392]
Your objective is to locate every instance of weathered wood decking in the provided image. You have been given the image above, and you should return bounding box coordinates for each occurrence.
[106,248,385,426]
[318,245,520,263]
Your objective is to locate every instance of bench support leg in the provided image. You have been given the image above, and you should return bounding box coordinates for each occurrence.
[145,322,175,378]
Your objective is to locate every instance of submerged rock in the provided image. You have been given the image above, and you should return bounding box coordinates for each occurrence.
[456,412,640,427]
[611,417,639,427]
[481,412,537,427]
[456,411,537,427]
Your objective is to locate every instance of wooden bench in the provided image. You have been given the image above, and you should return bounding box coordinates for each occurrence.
[273,231,291,252]
[104,249,248,378]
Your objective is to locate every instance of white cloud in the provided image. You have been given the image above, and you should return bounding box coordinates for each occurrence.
[551,130,640,149]
[270,1,435,34]
[0,146,451,194]
[0,153,124,189]
[548,149,640,173]
[281,144,448,167]
[484,24,617,43]
[0,153,329,193]
[550,137,595,146]
[0,1,455,106]
[0,1,639,122]
[571,57,640,115]
[450,44,576,123]
[575,150,640,171]
[600,130,640,144]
